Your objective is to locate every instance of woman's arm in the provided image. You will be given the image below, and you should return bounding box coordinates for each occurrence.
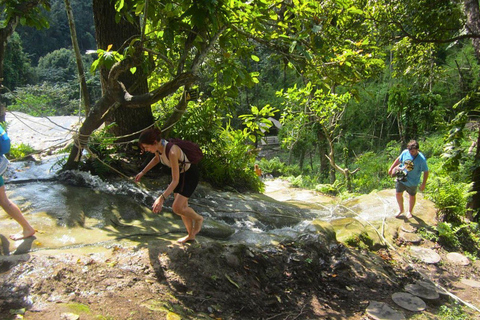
[152,145,182,213]
[135,153,160,182]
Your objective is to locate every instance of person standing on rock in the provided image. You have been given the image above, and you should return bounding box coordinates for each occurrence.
[388,140,429,219]
[0,125,35,240]
[135,128,203,243]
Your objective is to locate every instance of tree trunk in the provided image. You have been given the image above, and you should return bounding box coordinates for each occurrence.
[464,0,480,218]
[316,130,329,181]
[299,149,305,170]
[64,0,91,114]
[92,0,153,142]
[468,126,480,219]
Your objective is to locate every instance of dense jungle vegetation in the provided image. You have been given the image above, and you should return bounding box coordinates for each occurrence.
[1,0,480,258]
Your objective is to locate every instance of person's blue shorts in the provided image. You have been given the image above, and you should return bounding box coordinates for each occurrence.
[0,176,4,187]
[396,180,417,196]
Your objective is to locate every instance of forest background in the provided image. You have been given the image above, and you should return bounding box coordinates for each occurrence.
[1,0,480,259]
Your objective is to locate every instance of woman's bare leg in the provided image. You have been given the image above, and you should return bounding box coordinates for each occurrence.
[172,194,203,243]
[0,185,35,240]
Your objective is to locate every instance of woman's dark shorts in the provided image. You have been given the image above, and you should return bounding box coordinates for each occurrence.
[175,164,199,198]
[395,180,417,196]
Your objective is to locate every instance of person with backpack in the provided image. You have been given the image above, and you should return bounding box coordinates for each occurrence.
[0,126,35,240]
[135,128,203,243]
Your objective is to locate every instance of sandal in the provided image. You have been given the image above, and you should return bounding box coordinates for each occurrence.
[395,211,403,218]
[405,212,413,219]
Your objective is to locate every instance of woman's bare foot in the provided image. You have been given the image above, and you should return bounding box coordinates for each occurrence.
[177,235,195,243]
[9,228,35,241]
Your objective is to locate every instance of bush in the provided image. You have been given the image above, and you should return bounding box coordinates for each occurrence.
[167,100,264,192]
[424,175,473,224]
[8,143,35,159]
[350,151,392,193]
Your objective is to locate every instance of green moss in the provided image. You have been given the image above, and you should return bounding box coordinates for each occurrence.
[66,302,91,314]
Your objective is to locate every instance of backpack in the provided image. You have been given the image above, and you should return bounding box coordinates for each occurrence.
[165,138,203,164]
[0,126,11,156]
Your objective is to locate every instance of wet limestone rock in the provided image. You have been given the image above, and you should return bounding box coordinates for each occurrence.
[446,252,470,266]
[366,301,405,320]
[409,247,441,264]
[391,292,426,311]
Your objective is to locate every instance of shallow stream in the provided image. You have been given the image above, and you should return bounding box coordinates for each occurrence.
[0,154,433,256]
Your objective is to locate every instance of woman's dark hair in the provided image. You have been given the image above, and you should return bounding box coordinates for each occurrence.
[138,128,162,147]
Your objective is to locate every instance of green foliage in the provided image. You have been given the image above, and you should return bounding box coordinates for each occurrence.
[82,123,120,178]
[166,99,263,192]
[437,304,469,320]
[258,157,287,177]
[350,151,391,193]
[344,232,374,250]
[5,83,81,116]
[8,143,35,159]
[89,45,124,73]
[37,48,78,83]
[239,104,279,145]
[3,32,35,89]
[15,0,96,64]
[1,0,50,30]
[436,222,461,249]
[425,175,473,224]
[314,183,339,195]
[35,49,102,105]
[417,227,439,242]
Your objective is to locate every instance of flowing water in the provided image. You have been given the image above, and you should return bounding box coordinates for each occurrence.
[1,154,435,256]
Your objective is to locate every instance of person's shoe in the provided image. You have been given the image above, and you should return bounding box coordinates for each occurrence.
[405,212,413,219]
[395,211,403,218]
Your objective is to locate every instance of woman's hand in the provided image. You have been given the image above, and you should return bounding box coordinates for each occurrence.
[135,171,145,183]
[152,195,164,213]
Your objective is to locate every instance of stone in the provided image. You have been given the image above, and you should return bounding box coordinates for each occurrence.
[399,232,422,244]
[366,301,405,320]
[60,313,80,320]
[391,292,426,311]
[405,282,439,300]
[400,224,417,233]
[460,278,480,288]
[446,252,470,266]
[409,247,441,264]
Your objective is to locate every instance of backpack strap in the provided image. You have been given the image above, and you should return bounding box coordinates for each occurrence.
[165,140,189,165]
[164,140,188,193]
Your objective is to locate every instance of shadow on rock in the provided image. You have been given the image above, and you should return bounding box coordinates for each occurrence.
[0,234,34,273]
